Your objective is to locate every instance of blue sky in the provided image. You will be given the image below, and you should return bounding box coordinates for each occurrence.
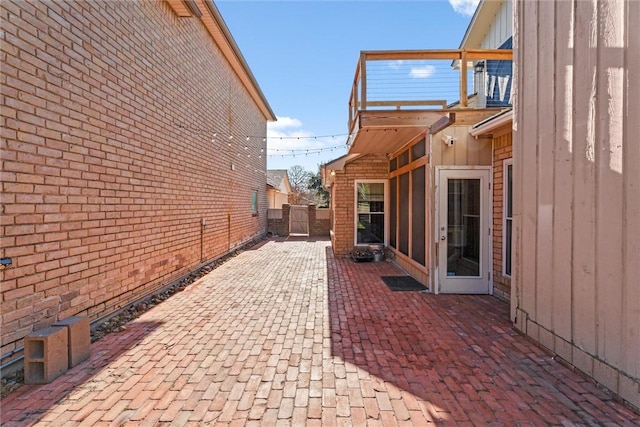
[216,0,480,173]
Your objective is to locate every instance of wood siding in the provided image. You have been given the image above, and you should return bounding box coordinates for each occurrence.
[513,0,639,410]
[480,0,513,49]
[431,126,492,167]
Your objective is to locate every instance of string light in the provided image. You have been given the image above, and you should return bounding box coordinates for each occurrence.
[174,123,351,141]
[174,122,353,162]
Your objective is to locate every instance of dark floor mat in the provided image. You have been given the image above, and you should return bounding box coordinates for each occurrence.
[381,276,427,291]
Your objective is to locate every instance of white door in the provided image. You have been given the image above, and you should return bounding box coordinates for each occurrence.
[437,168,491,294]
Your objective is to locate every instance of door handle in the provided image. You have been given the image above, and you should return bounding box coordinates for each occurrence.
[440,236,446,241]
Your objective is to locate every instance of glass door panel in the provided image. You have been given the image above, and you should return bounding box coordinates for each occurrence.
[446,179,480,277]
[437,168,490,294]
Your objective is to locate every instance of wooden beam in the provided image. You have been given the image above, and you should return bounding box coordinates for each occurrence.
[465,49,513,60]
[360,52,367,111]
[182,0,202,17]
[361,49,513,62]
[460,51,468,107]
[430,114,455,134]
[366,100,447,109]
[363,49,464,61]
[390,156,427,178]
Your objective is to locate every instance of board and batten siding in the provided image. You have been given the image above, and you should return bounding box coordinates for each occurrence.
[480,0,513,49]
[512,0,639,410]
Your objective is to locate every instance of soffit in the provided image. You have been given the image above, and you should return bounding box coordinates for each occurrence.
[166,0,276,121]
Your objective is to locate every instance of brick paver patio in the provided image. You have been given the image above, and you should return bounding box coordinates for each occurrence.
[1,238,638,426]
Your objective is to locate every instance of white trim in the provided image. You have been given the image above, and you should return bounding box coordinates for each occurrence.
[435,166,492,295]
[353,180,388,247]
[470,110,513,137]
[502,159,513,277]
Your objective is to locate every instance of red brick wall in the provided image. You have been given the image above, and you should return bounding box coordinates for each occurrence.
[330,154,388,256]
[0,0,269,361]
[492,132,513,301]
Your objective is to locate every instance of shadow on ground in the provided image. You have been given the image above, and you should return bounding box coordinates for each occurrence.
[325,247,639,425]
[0,321,163,426]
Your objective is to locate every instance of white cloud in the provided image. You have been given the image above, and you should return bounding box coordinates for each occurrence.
[449,0,480,17]
[268,116,302,131]
[409,65,436,79]
[388,60,404,70]
[267,117,347,153]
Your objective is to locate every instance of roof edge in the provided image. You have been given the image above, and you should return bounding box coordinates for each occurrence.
[470,108,512,136]
[199,0,276,121]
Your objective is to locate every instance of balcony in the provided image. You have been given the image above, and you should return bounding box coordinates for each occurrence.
[347,49,513,154]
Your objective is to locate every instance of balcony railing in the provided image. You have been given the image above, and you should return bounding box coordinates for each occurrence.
[348,49,513,133]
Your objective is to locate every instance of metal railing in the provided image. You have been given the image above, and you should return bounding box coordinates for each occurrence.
[348,49,513,132]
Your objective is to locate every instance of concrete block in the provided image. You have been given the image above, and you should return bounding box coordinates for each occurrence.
[538,326,554,352]
[573,346,594,377]
[593,359,619,395]
[24,326,68,384]
[618,374,640,412]
[554,335,572,363]
[53,316,91,368]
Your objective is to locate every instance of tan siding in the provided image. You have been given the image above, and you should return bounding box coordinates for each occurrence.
[431,127,492,167]
[516,0,539,338]
[623,0,640,386]
[551,0,574,341]
[570,0,599,359]
[595,0,626,372]
[513,0,639,409]
[535,0,555,341]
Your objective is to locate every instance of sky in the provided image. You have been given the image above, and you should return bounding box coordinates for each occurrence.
[215,0,481,173]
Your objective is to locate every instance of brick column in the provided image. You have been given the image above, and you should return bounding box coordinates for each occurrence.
[281,204,290,236]
[308,204,316,236]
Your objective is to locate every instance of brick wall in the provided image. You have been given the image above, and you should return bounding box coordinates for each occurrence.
[492,132,513,301]
[267,205,289,236]
[266,204,330,237]
[0,0,269,365]
[330,154,388,256]
[309,205,330,237]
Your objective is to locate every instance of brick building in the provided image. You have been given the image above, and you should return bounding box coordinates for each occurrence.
[0,0,275,371]
[323,0,638,411]
[323,0,513,297]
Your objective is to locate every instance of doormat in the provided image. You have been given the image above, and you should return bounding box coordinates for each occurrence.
[381,276,427,292]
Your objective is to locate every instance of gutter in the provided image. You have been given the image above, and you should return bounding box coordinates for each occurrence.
[469,109,513,137]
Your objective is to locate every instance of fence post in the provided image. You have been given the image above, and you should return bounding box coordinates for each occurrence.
[282,204,290,236]
[308,204,316,236]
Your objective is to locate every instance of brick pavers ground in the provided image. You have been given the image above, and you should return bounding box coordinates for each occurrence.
[1,238,638,426]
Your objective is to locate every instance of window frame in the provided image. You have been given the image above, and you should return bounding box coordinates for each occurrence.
[502,159,513,277]
[354,180,387,246]
[251,190,259,216]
